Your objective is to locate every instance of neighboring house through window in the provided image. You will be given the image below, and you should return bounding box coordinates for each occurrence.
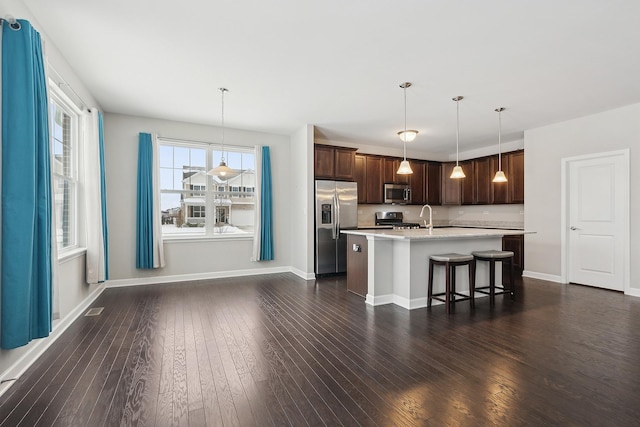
[158,139,256,237]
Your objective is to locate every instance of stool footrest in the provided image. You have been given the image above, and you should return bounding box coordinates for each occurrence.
[430,292,473,303]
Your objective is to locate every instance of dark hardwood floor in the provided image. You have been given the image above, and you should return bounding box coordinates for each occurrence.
[1,273,640,426]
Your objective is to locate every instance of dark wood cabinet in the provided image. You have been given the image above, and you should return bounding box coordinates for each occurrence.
[334,147,356,180]
[365,156,384,203]
[354,154,384,204]
[409,161,425,204]
[383,157,411,184]
[441,162,461,205]
[503,234,524,276]
[347,234,368,297]
[354,154,367,203]
[509,150,525,203]
[426,162,442,205]
[460,160,474,205]
[314,144,356,181]
[474,157,491,204]
[383,157,395,184]
[314,145,335,179]
[490,154,510,204]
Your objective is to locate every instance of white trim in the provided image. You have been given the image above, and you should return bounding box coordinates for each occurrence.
[290,267,315,280]
[57,247,86,264]
[0,284,105,399]
[625,287,640,298]
[560,149,630,293]
[106,266,292,288]
[523,270,564,283]
[365,293,394,306]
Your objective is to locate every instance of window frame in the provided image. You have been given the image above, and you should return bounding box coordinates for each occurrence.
[158,138,256,240]
[49,83,82,255]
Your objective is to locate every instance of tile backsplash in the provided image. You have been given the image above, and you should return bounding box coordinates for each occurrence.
[357,203,524,229]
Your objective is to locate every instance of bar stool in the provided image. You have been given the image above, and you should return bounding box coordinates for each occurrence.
[428,253,475,314]
[472,250,515,306]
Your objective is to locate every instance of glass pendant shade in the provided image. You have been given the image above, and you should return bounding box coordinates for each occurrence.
[397,130,418,142]
[397,159,413,175]
[450,165,466,179]
[492,170,507,182]
[207,160,234,178]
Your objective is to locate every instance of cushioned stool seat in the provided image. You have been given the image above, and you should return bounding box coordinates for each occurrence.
[428,253,475,314]
[472,250,515,305]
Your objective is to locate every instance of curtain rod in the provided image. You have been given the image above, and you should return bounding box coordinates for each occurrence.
[48,66,92,112]
[157,135,253,150]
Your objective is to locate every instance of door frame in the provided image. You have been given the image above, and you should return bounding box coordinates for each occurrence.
[560,149,630,293]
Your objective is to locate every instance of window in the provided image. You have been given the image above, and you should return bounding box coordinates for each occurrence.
[159,139,256,238]
[50,90,79,251]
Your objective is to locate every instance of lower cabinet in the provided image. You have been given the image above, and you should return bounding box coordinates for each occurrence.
[502,234,524,276]
[346,234,368,297]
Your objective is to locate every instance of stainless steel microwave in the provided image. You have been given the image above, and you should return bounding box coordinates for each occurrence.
[384,183,411,204]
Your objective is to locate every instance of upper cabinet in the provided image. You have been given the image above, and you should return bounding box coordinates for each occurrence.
[426,162,442,205]
[409,161,425,205]
[508,150,525,203]
[314,144,357,181]
[441,162,461,205]
[383,157,409,184]
[355,154,384,204]
[443,150,524,206]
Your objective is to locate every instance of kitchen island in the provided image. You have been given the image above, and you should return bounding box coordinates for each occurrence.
[342,228,528,309]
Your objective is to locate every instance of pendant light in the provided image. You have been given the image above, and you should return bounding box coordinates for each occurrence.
[450,96,466,179]
[396,82,415,175]
[492,107,508,183]
[207,87,235,179]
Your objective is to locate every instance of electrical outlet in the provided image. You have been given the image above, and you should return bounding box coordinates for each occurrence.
[483,211,489,215]
[520,210,525,215]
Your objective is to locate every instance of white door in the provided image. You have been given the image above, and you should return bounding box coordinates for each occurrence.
[568,153,627,290]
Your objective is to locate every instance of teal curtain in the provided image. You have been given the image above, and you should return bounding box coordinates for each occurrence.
[136,133,154,268]
[259,146,274,260]
[1,20,53,349]
[98,112,109,279]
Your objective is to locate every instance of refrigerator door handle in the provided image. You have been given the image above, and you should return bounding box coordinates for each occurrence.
[331,194,338,240]
[335,193,340,239]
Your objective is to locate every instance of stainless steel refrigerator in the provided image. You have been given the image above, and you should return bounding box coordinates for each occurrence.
[315,180,358,275]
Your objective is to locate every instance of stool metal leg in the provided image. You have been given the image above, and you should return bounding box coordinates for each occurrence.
[428,261,434,308]
[489,259,496,306]
[469,260,475,308]
[509,258,515,300]
[445,262,451,314]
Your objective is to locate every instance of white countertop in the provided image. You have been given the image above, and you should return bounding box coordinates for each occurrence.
[342,227,530,240]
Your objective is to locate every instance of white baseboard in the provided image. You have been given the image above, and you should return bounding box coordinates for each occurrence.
[625,287,640,298]
[365,293,394,306]
[106,266,293,288]
[522,270,564,283]
[0,284,105,398]
[290,267,315,281]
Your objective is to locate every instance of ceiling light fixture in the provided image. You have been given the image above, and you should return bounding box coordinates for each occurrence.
[492,107,508,183]
[450,96,466,179]
[396,82,414,175]
[207,88,235,179]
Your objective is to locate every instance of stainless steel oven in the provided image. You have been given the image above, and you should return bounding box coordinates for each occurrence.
[383,183,411,204]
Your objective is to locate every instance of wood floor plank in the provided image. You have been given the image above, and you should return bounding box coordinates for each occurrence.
[3,274,640,426]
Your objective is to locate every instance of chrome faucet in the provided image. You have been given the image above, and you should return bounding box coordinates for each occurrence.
[420,204,433,232]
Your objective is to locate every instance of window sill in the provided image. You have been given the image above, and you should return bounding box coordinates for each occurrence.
[162,234,254,243]
[58,247,87,263]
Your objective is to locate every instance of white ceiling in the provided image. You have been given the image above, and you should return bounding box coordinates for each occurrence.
[21,0,640,156]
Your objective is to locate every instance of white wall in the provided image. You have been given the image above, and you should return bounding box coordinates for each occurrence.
[290,125,315,279]
[524,102,640,293]
[103,113,293,283]
[0,0,103,382]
